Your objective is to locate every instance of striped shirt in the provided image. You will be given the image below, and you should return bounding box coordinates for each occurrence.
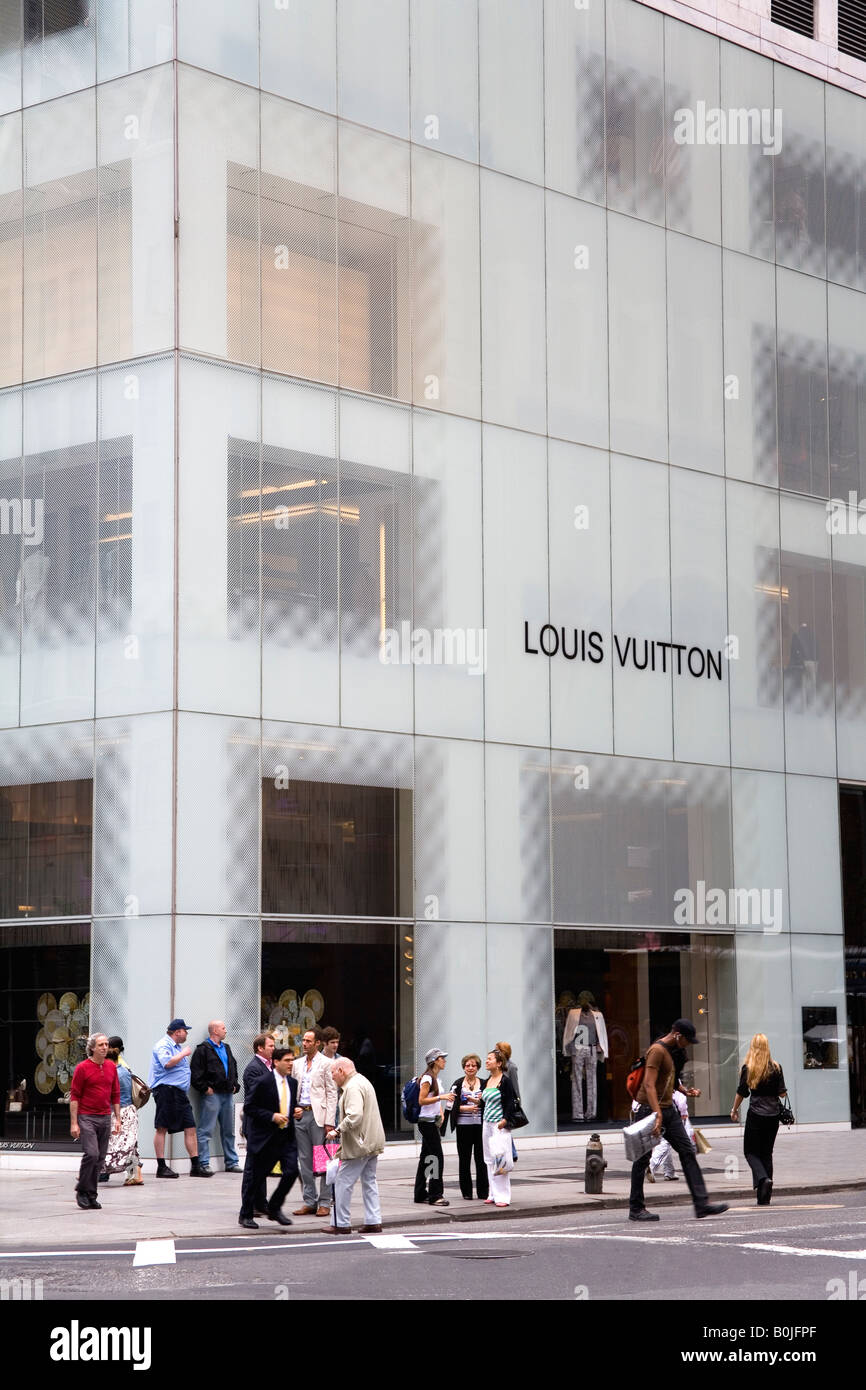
[482,1084,504,1126]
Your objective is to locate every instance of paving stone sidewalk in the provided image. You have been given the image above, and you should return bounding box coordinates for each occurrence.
[1,1127,863,1248]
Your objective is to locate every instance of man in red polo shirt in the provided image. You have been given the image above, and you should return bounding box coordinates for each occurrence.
[70,1033,121,1210]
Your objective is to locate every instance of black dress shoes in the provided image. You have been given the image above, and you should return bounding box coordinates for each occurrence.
[629,1208,660,1222]
[76,1192,92,1209]
[88,1198,102,1209]
[696,1203,729,1219]
[267,1209,293,1226]
[238,1217,259,1229]
[757,1179,772,1205]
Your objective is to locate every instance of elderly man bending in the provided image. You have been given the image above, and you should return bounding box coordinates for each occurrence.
[325,1059,386,1234]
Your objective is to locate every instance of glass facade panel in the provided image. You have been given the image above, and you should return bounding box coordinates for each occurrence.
[487,922,554,1136]
[410,0,477,163]
[96,0,174,84]
[605,0,664,225]
[787,776,844,934]
[484,744,551,925]
[411,410,483,740]
[22,0,95,106]
[0,0,22,116]
[790,935,849,1122]
[177,0,259,87]
[828,282,866,504]
[544,0,605,205]
[482,424,549,748]
[260,0,336,114]
[722,250,778,487]
[478,0,543,185]
[413,736,484,925]
[410,145,480,419]
[720,43,774,262]
[610,453,671,759]
[175,713,260,917]
[777,267,829,498]
[731,769,789,935]
[23,89,96,381]
[670,469,730,766]
[548,440,613,755]
[607,213,667,462]
[92,713,172,919]
[667,232,723,474]
[546,192,608,450]
[0,111,22,388]
[726,479,784,771]
[337,0,408,140]
[780,493,836,775]
[97,65,174,365]
[832,514,866,781]
[826,84,866,294]
[664,19,721,244]
[0,386,21,728]
[480,170,546,434]
[773,65,826,280]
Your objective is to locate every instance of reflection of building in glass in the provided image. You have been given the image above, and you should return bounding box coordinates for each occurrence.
[2,0,866,1160]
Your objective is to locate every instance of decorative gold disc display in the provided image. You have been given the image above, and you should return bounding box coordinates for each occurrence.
[37,993,57,1021]
[302,989,324,1020]
[34,1062,55,1094]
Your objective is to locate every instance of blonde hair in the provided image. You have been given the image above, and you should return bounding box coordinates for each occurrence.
[744,1034,779,1090]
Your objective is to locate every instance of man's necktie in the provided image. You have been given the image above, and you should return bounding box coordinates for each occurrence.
[279,1077,288,1116]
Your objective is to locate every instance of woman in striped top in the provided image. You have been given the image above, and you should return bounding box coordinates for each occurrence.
[482,1048,513,1207]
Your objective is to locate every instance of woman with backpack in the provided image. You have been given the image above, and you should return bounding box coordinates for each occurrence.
[412,1048,455,1207]
[730,1033,788,1205]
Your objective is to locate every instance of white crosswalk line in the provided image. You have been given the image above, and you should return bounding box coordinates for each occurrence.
[739,1243,866,1259]
[133,1238,176,1267]
[362,1234,418,1251]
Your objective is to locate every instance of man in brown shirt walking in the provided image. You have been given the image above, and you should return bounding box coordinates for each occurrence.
[629,1018,728,1223]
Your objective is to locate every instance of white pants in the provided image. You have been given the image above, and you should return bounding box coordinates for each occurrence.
[333,1154,381,1228]
[482,1121,511,1205]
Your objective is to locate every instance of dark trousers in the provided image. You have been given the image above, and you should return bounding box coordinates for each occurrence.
[456,1123,489,1199]
[76,1114,112,1200]
[414,1120,444,1202]
[629,1103,709,1215]
[744,1111,779,1188]
[240,1139,299,1220]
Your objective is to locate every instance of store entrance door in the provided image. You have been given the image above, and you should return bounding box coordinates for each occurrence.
[840,785,866,1127]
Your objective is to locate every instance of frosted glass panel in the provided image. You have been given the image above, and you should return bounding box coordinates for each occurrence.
[485,744,551,925]
[177,0,259,86]
[23,0,95,105]
[410,0,477,162]
[773,64,826,280]
[789,936,849,1123]
[670,469,729,766]
[546,192,608,450]
[726,479,784,771]
[826,84,866,293]
[544,0,605,204]
[338,0,408,138]
[605,0,664,225]
[0,386,21,727]
[548,441,612,755]
[720,43,774,261]
[667,232,723,474]
[260,0,336,112]
[664,18,721,243]
[780,494,835,776]
[412,410,484,740]
[723,250,778,487]
[0,111,22,388]
[832,503,866,780]
[482,425,549,748]
[0,0,21,116]
[486,923,555,1135]
[776,267,828,499]
[480,170,546,434]
[786,777,843,935]
[175,713,260,916]
[610,454,671,759]
[97,0,174,82]
[415,922,487,1096]
[93,713,173,918]
[414,737,484,924]
[607,213,667,462]
[731,770,788,936]
[479,0,543,184]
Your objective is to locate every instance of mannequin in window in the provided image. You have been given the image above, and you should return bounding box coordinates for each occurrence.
[562,990,608,1124]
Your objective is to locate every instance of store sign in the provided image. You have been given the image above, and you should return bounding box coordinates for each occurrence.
[523,623,725,681]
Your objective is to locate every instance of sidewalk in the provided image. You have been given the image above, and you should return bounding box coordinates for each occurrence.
[2,1127,864,1249]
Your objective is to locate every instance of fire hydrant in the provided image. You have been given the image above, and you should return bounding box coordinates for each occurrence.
[585,1133,606,1194]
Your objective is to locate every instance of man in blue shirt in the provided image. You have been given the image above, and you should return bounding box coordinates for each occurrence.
[191,1020,241,1176]
[148,1018,210,1178]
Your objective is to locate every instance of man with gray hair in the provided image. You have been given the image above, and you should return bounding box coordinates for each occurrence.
[69,1034,121,1210]
[325,1058,386,1235]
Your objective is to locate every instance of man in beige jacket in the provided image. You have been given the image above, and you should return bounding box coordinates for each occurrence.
[292,1028,339,1216]
[325,1059,385,1235]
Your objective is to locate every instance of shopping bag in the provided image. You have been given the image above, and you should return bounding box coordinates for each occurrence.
[693,1127,712,1154]
[488,1126,514,1175]
[622,1111,661,1162]
[313,1142,339,1174]
[325,1155,341,1186]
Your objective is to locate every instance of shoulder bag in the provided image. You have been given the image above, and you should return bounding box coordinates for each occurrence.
[130,1074,151,1110]
[778,1095,795,1126]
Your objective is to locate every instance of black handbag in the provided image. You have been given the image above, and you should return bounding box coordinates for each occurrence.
[507,1097,529,1130]
[778,1095,795,1126]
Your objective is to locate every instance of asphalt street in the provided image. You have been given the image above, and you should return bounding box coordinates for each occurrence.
[4,1190,866,1303]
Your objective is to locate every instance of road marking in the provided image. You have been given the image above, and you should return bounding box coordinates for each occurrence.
[362,1234,418,1251]
[133,1239,176,1267]
[739,1243,866,1260]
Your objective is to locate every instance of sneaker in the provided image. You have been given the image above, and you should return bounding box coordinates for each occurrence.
[224,1166,243,1173]
[629,1209,660,1222]
[696,1203,729,1219]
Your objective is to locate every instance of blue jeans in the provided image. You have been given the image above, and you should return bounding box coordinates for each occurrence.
[197,1091,239,1168]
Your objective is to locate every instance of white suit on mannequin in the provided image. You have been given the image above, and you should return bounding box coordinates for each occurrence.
[563,991,608,1123]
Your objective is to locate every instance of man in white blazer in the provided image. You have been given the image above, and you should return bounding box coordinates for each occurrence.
[292,1027,339,1216]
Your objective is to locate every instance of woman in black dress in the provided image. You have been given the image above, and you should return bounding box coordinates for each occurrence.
[730,1034,788,1205]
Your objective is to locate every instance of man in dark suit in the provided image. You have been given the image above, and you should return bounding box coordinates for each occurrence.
[239,1047,299,1229]
[241,1032,275,1216]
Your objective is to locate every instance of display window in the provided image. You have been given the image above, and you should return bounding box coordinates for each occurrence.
[1,920,90,1149]
[554,928,738,1128]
